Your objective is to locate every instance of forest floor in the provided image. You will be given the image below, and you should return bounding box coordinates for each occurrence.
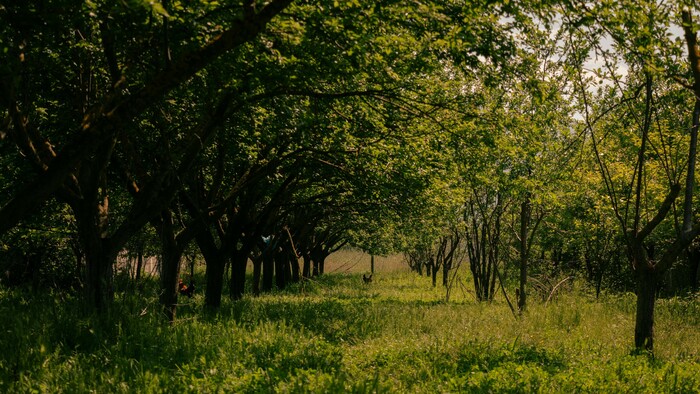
[1,253,699,393]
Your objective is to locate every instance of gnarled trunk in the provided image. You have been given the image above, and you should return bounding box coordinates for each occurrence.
[229,248,249,300]
[158,212,184,322]
[262,244,275,292]
[82,240,114,313]
[196,230,225,309]
[635,264,656,350]
[274,247,287,290]
[302,254,311,279]
[75,193,114,313]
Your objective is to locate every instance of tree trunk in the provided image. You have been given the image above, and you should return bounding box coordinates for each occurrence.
[262,246,275,292]
[667,247,700,294]
[635,264,657,351]
[312,258,320,277]
[160,247,182,322]
[694,247,700,292]
[229,253,247,300]
[518,197,530,314]
[284,256,292,285]
[76,198,114,313]
[290,252,300,282]
[204,253,225,309]
[442,261,450,286]
[158,212,184,322]
[252,254,262,296]
[135,249,143,284]
[311,247,324,276]
[229,235,254,300]
[302,254,311,279]
[274,249,286,290]
[196,231,225,309]
[229,250,248,300]
[83,242,114,313]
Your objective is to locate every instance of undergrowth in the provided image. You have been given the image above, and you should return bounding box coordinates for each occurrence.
[1,271,699,393]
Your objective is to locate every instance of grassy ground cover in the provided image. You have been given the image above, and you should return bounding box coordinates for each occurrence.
[1,265,699,393]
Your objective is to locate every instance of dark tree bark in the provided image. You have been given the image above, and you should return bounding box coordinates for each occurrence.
[290,254,300,282]
[274,246,287,290]
[302,254,311,279]
[135,250,143,284]
[196,229,226,309]
[229,245,251,300]
[634,264,657,350]
[262,241,275,292]
[431,258,438,287]
[311,246,323,277]
[442,261,450,286]
[0,0,295,239]
[155,210,196,322]
[252,253,262,296]
[74,190,115,312]
[465,193,501,302]
[518,197,530,314]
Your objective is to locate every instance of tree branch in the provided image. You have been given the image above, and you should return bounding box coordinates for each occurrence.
[0,0,293,237]
[635,183,681,242]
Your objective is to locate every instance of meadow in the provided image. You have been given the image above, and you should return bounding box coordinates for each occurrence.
[1,252,699,393]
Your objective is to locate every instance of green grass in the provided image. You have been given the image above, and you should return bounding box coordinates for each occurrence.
[1,271,699,393]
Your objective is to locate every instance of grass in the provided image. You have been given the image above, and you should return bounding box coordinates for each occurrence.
[1,255,699,392]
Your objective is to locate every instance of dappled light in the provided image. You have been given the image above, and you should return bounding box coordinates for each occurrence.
[2,0,700,391]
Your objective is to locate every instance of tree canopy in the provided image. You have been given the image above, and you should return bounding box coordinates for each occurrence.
[3,0,700,352]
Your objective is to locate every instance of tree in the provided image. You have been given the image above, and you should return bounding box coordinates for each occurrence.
[565,0,699,350]
[0,0,294,311]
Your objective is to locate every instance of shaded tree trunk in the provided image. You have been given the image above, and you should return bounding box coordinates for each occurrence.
[135,249,143,284]
[251,251,262,296]
[196,230,225,309]
[229,247,249,300]
[262,244,275,292]
[158,211,185,322]
[82,242,114,313]
[290,251,300,282]
[302,254,311,279]
[274,248,287,290]
[465,195,501,302]
[634,264,657,350]
[311,247,323,277]
[75,194,114,313]
[229,232,255,300]
[518,197,530,314]
[666,246,700,294]
[442,261,450,286]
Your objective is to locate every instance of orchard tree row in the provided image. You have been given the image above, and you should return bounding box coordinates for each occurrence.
[2,0,700,351]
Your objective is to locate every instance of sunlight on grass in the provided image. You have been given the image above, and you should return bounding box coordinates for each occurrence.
[1,272,699,393]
